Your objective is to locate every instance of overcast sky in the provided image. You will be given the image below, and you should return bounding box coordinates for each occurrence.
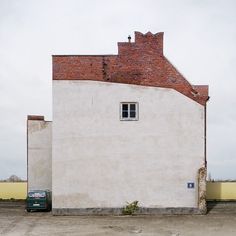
[0,0,235,180]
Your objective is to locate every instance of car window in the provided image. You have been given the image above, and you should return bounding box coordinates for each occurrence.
[28,192,46,198]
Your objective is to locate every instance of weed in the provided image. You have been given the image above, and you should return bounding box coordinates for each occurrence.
[122,200,139,215]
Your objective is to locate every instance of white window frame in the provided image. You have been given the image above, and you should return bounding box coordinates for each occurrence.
[120,102,138,121]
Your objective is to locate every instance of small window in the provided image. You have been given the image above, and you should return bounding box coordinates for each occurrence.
[120,102,138,121]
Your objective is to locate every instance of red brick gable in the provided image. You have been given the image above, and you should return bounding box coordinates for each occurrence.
[53,31,209,105]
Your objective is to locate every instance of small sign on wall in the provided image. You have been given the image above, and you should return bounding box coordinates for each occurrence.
[187,182,195,189]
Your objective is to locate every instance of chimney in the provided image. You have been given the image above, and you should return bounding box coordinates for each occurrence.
[134,31,164,55]
[128,35,131,43]
[118,31,164,56]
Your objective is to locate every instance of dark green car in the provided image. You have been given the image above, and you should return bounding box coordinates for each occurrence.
[26,190,52,212]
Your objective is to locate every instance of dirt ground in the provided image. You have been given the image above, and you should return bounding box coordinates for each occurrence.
[0,201,236,236]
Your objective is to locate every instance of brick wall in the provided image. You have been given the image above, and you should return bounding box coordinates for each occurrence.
[53,31,208,105]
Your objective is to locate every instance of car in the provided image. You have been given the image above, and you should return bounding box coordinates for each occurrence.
[26,190,52,212]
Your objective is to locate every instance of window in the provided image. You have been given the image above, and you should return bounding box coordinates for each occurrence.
[120,102,138,120]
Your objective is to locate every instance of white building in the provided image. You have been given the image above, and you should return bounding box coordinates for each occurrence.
[27,31,209,215]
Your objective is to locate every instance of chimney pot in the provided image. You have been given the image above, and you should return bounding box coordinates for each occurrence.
[128,35,131,43]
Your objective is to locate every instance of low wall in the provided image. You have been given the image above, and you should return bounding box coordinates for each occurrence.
[206,182,236,201]
[0,182,27,200]
[0,182,235,201]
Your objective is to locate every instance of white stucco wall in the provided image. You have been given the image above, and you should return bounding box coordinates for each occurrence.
[28,120,52,191]
[52,80,205,209]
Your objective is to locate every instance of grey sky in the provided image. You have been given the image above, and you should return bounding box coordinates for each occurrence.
[0,0,236,180]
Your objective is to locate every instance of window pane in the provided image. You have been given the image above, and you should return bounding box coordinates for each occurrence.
[130,104,136,111]
[130,111,136,118]
[122,111,128,118]
[122,104,128,111]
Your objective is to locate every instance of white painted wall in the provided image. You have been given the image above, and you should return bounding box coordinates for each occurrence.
[52,80,205,209]
[28,120,52,191]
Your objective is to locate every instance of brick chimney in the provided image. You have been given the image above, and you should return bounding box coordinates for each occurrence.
[118,31,164,56]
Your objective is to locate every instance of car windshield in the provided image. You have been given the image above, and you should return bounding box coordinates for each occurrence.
[28,191,46,198]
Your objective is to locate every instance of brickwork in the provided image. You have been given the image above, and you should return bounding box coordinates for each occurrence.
[27,115,44,121]
[53,31,208,105]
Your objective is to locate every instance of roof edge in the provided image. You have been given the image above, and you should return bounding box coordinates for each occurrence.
[27,115,44,121]
[52,54,117,57]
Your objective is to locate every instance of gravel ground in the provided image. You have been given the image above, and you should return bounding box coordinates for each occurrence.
[0,201,236,236]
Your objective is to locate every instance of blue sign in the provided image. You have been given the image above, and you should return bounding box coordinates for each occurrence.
[187,182,194,189]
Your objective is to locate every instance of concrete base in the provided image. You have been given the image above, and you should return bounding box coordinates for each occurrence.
[52,207,203,216]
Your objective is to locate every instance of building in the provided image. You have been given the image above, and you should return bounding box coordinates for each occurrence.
[27,31,209,215]
[27,115,52,191]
